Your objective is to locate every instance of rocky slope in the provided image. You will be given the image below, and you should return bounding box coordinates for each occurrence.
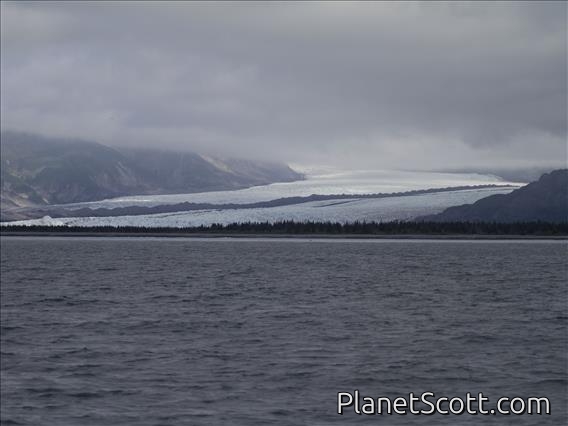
[1,131,302,209]
[421,169,567,223]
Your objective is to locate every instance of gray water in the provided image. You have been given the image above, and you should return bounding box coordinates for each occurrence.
[1,237,566,425]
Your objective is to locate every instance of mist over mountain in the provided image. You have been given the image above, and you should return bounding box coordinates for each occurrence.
[0,131,302,208]
[434,167,558,185]
[2,2,566,170]
[421,169,568,223]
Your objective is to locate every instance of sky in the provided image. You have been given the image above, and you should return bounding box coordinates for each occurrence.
[1,1,566,170]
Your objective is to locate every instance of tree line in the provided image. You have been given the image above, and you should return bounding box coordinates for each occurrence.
[1,221,567,235]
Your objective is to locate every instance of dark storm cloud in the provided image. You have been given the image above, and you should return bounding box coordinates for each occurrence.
[1,1,566,168]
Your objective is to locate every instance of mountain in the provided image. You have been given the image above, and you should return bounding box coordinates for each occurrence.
[421,169,568,223]
[0,131,302,209]
[117,148,300,194]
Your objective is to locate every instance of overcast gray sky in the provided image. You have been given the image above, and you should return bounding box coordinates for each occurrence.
[1,1,566,169]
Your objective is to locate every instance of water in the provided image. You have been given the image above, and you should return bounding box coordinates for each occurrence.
[1,237,566,425]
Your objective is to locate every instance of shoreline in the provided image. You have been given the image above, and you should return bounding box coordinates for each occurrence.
[1,231,566,240]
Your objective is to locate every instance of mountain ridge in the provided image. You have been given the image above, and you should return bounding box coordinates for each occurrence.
[0,131,302,209]
[420,169,567,223]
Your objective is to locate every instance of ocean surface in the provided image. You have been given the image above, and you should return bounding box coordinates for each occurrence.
[1,237,566,425]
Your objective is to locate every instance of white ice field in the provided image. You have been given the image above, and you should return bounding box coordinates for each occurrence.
[12,187,515,228]
[56,168,521,208]
[7,169,522,228]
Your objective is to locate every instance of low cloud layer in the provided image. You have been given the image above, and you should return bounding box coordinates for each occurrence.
[1,1,566,169]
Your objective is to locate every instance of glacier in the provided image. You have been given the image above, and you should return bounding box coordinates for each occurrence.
[55,168,522,209]
[7,187,516,228]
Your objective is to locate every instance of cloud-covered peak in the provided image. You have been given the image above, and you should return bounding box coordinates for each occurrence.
[1,1,566,169]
